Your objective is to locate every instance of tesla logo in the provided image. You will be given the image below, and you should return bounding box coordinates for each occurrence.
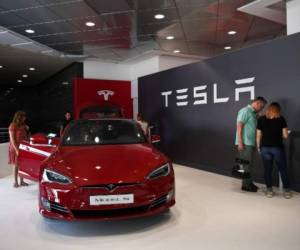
[97,90,114,101]
[161,77,255,107]
[106,184,117,191]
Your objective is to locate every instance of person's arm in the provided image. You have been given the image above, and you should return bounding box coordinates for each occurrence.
[282,128,289,139]
[60,124,64,137]
[237,122,245,151]
[281,117,289,140]
[9,125,19,156]
[146,123,151,141]
[145,122,149,135]
[25,125,30,140]
[256,129,262,152]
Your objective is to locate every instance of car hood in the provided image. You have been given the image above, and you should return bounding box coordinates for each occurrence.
[50,144,167,186]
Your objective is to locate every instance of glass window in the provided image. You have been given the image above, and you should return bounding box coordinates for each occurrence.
[62,120,146,146]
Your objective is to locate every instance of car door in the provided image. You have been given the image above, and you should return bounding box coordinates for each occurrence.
[18,134,59,181]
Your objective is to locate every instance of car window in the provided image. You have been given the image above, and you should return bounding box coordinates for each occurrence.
[62,120,146,146]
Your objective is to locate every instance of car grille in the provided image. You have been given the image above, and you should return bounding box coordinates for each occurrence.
[71,194,168,219]
[80,182,142,192]
[72,205,149,218]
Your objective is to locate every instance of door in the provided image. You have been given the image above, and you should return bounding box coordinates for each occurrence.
[18,134,59,181]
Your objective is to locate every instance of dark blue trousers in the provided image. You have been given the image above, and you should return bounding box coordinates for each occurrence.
[260,147,290,189]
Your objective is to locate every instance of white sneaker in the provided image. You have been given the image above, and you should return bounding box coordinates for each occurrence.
[266,189,274,198]
[283,191,292,199]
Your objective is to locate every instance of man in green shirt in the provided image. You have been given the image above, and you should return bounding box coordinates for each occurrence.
[235,96,267,192]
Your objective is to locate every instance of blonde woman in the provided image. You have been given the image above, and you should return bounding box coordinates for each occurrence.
[256,103,291,198]
[8,111,29,187]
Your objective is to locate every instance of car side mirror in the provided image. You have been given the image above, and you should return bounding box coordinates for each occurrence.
[151,135,161,144]
[30,134,48,145]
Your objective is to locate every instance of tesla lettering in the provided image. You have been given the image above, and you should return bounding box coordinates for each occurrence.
[161,91,172,107]
[176,88,188,106]
[194,85,207,105]
[214,83,229,103]
[234,77,255,101]
[161,77,255,107]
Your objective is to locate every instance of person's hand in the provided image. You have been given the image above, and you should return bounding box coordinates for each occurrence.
[15,149,19,156]
[238,143,245,152]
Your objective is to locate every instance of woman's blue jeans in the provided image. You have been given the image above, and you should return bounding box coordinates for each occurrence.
[260,147,290,189]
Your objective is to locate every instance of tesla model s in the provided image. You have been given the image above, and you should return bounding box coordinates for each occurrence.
[18,119,175,220]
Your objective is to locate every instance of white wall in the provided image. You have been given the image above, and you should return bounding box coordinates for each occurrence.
[287,0,300,35]
[84,60,131,81]
[0,143,12,178]
[83,54,200,117]
[129,56,160,117]
[130,56,159,81]
[84,54,199,82]
[159,55,199,71]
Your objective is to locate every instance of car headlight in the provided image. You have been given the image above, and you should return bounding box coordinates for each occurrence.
[146,163,171,180]
[42,169,72,184]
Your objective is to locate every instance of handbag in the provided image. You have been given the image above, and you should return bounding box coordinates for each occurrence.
[232,158,250,179]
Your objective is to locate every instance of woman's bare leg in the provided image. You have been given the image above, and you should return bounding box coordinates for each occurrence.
[13,165,19,187]
[20,177,28,186]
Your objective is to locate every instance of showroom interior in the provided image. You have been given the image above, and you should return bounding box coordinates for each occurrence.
[0,0,300,249]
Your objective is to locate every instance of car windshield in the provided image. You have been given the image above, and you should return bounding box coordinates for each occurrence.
[62,119,146,146]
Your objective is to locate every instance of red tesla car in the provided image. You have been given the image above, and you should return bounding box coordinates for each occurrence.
[18,119,175,220]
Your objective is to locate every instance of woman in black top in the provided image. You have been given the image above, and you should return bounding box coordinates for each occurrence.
[256,102,291,198]
[60,111,73,136]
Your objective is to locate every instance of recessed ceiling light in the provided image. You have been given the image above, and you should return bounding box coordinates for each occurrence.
[25,29,35,34]
[166,36,175,40]
[154,14,165,19]
[0,65,3,68]
[17,80,23,83]
[228,30,237,35]
[173,50,181,53]
[224,46,232,50]
[29,67,35,71]
[85,21,95,27]
[22,74,28,78]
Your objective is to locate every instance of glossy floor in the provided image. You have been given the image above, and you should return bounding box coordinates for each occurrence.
[0,164,300,250]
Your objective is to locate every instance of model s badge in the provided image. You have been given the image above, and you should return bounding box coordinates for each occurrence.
[97,90,114,101]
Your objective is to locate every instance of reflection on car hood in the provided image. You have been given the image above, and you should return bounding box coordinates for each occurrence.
[51,144,167,186]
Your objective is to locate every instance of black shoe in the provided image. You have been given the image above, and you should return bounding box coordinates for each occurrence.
[241,185,258,192]
[249,183,258,190]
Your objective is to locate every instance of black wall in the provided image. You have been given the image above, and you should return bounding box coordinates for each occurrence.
[0,62,83,135]
[36,62,83,133]
[139,33,300,191]
[0,87,40,142]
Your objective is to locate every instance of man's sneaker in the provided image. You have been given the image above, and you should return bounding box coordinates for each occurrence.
[283,191,292,199]
[266,189,274,198]
[242,185,258,192]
